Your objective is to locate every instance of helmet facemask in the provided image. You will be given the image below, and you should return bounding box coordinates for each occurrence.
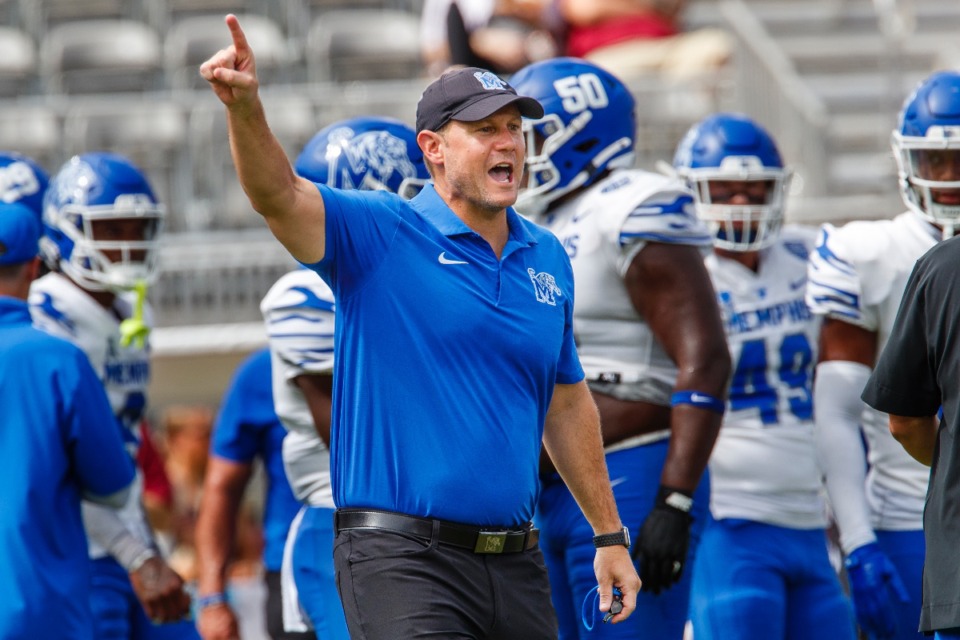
[49,195,164,292]
[516,110,633,217]
[685,156,790,252]
[892,126,960,238]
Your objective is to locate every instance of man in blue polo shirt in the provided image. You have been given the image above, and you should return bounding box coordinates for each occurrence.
[201,14,640,638]
[0,200,136,639]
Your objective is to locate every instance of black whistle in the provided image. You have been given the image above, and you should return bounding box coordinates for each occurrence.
[603,592,624,623]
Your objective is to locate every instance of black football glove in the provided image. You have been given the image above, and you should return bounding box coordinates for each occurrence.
[632,485,693,595]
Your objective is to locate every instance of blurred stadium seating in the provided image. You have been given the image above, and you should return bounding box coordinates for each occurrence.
[0,25,36,96]
[40,19,164,94]
[306,9,421,82]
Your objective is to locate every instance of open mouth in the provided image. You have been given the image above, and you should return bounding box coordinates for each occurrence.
[489,163,514,184]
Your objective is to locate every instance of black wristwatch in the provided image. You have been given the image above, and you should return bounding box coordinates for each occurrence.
[593,525,631,549]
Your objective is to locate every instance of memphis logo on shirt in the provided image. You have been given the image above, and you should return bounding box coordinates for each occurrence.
[718,291,812,336]
[528,268,563,305]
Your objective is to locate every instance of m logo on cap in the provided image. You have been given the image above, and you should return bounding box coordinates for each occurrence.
[474,71,508,91]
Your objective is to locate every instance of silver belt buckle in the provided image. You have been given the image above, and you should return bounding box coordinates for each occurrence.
[474,531,507,554]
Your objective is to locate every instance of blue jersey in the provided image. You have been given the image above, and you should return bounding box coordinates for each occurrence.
[211,348,301,571]
[0,298,134,639]
[312,183,583,525]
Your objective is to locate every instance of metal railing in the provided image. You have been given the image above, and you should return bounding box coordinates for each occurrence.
[718,0,830,196]
[151,228,298,328]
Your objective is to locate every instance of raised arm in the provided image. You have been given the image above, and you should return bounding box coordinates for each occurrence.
[199,14,327,263]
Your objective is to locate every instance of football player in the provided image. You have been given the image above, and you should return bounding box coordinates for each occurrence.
[511,57,731,639]
[194,347,312,640]
[30,152,198,639]
[258,116,428,638]
[674,112,856,639]
[805,70,960,640]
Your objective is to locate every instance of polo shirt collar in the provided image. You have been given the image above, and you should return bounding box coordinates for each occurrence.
[411,183,538,247]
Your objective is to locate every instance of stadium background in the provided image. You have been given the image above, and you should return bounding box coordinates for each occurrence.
[3,0,957,418]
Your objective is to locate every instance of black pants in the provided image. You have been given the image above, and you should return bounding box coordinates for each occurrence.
[265,570,317,640]
[334,528,559,639]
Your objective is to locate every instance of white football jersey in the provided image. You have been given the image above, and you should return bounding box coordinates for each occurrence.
[29,271,153,557]
[532,168,712,405]
[806,211,938,530]
[260,268,336,508]
[707,226,826,528]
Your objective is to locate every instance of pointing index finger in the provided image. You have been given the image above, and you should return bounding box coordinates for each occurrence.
[225,14,249,54]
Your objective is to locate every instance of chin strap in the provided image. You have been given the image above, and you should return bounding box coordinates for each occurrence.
[119,280,150,348]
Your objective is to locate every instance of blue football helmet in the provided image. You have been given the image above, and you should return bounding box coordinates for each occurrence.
[42,152,164,291]
[295,116,429,199]
[511,57,636,216]
[892,70,960,235]
[0,151,49,218]
[673,113,791,252]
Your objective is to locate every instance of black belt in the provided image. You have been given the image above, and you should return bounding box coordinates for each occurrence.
[334,509,539,554]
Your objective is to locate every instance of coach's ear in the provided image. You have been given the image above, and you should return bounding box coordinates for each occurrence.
[418,130,444,167]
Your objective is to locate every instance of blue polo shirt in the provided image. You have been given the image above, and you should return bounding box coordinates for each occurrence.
[211,348,301,571]
[0,298,135,639]
[310,183,583,526]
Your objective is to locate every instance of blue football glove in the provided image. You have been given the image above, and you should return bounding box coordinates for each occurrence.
[844,542,910,639]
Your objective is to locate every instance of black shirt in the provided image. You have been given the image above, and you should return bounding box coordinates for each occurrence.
[862,235,960,632]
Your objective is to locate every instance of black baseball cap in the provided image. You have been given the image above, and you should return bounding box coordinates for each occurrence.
[415,67,544,134]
